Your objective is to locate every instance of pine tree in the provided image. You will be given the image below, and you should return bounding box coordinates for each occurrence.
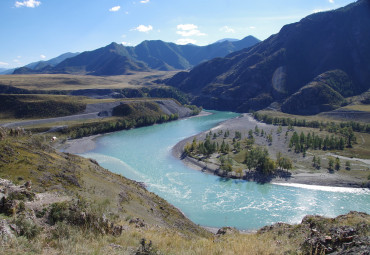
[339,137,345,150]
[316,157,321,169]
[225,143,230,152]
[254,125,259,134]
[276,151,282,169]
[345,161,351,170]
[328,157,334,170]
[220,140,226,153]
[248,129,253,139]
[335,157,341,170]
[312,155,316,167]
[191,137,197,151]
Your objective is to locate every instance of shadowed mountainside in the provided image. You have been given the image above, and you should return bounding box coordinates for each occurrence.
[165,0,370,114]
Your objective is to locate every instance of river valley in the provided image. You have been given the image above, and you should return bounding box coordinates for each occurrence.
[80,111,370,231]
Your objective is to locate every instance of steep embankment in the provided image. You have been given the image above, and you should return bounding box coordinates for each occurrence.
[0,127,210,253]
[165,0,370,114]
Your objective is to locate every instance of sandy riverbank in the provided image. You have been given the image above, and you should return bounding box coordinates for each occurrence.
[60,110,213,154]
[172,114,369,188]
[59,134,101,154]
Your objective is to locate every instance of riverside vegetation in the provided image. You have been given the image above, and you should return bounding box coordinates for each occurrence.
[183,128,293,178]
[1,127,369,254]
[182,112,370,186]
[0,92,202,139]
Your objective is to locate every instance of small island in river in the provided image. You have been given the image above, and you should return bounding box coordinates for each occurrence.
[173,113,370,188]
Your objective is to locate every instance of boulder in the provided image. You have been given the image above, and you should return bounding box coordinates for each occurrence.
[216,227,239,235]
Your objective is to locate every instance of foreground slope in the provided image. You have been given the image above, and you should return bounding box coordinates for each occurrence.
[0,128,369,254]
[165,0,370,113]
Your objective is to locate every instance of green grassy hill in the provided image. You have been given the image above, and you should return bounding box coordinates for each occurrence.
[0,94,86,119]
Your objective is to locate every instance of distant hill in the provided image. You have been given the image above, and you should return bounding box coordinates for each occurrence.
[13,52,80,75]
[215,38,239,43]
[13,36,260,75]
[25,52,80,70]
[165,0,370,114]
[0,68,15,75]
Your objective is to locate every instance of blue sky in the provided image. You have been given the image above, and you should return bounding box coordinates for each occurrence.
[0,0,355,68]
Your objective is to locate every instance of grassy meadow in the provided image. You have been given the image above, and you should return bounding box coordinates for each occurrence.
[0,72,177,91]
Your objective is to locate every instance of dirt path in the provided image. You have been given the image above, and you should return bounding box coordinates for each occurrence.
[1,101,123,128]
[25,192,71,211]
[1,112,103,128]
[1,99,194,129]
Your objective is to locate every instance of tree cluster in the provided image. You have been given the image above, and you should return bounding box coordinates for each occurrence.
[68,114,178,139]
[288,131,353,154]
[312,155,321,169]
[244,147,291,175]
[253,112,370,134]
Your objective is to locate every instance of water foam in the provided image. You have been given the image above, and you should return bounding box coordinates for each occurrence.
[272,182,370,194]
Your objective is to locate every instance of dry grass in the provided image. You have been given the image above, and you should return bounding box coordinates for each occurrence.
[0,72,177,91]
[6,211,369,255]
[2,226,297,255]
[258,110,345,124]
[343,104,370,112]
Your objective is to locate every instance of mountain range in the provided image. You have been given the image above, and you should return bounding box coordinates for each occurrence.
[0,68,15,75]
[13,36,260,75]
[26,52,80,70]
[164,0,370,114]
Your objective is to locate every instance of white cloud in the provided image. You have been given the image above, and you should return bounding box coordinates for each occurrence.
[248,26,256,29]
[15,0,41,8]
[176,38,196,45]
[177,30,206,37]
[220,26,235,33]
[176,24,206,37]
[140,0,150,3]
[329,0,334,3]
[40,54,46,59]
[13,59,20,63]
[177,24,198,31]
[0,62,9,66]
[121,42,132,46]
[109,6,121,12]
[132,25,153,32]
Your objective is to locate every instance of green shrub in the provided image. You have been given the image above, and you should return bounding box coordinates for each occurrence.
[51,221,72,240]
[49,202,70,224]
[14,216,41,239]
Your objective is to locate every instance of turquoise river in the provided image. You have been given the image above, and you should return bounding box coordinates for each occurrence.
[81,110,370,230]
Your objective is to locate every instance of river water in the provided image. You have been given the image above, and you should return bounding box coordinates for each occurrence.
[81,111,370,230]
